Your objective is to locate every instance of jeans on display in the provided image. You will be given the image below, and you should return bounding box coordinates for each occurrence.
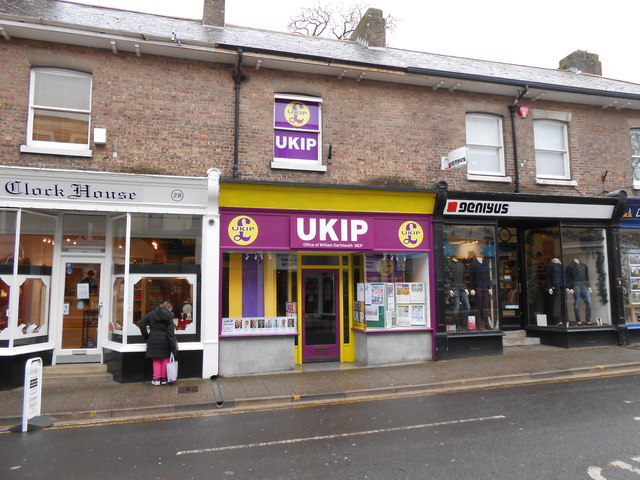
[572,285,592,324]
[451,288,470,327]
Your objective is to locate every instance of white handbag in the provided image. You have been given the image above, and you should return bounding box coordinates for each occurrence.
[166,353,178,383]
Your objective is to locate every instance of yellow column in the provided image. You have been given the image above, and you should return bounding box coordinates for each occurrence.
[228,253,243,317]
[263,253,277,316]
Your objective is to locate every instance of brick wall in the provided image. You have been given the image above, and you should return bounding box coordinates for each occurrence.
[1,38,639,197]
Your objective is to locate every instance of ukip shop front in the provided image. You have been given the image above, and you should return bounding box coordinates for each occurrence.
[218,182,436,376]
[0,166,221,388]
[436,191,626,359]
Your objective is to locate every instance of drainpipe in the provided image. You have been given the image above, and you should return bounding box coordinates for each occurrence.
[508,85,529,193]
[232,48,247,179]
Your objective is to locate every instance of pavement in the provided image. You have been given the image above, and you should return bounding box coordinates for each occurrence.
[2,344,640,431]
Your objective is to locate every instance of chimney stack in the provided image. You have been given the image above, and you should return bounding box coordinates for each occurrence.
[350,8,386,48]
[203,0,225,27]
[559,50,602,76]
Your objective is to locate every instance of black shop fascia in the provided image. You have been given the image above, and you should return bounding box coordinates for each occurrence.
[434,190,627,360]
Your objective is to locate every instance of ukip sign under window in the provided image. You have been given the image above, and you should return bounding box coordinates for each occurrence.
[273,97,321,164]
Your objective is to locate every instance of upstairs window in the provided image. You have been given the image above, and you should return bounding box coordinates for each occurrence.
[534,120,570,179]
[271,94,326,172]
[21,68,92,157]
[465,113,505,176]
[631,129,640,187]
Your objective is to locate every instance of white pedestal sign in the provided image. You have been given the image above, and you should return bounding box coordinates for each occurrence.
[22,357,43,432]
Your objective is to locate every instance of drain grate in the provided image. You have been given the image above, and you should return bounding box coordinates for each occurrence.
[178,385,200,394]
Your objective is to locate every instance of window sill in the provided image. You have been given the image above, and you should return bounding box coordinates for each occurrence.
[466,174,512,183]
[633,181,640,190]
[271,160,327,172]
[20,144,92,158]
[535,178,577,186]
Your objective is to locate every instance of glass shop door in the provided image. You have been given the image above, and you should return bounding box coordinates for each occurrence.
[302,269,340,362]
[56,258,105,361]
[498,245,523,329]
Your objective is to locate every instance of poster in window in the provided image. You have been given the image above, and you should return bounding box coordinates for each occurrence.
[397,304,411,327]
[410,283,426,304]
[396,283,411,304]
[411,304,426,326]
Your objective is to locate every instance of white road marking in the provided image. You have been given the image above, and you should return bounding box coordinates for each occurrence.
[588,457,640,478]
[587,466,606,480]
[176,415,506,456]
[610,461,640,473]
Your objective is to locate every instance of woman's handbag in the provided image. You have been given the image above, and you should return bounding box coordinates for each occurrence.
[166,353,178,383]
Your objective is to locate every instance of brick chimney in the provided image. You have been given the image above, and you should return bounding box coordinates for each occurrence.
[350,8,386,48]
[559,50,602,76]
[203,0,225,27]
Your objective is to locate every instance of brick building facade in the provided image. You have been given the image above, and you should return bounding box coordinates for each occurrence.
[0,0,639,385]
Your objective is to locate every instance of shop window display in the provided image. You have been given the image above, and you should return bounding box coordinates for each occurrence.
[443,225,498,332]
[108,213,202,342]
[356,253,429,329]
[221,252,298,336]
[0,210,54,342]
[525,227,610,327]
[620,229,640,323]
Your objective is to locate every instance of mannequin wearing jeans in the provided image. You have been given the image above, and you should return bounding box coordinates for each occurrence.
[449,258,470,329]
[565,258,592,324]
[469,256,493,329]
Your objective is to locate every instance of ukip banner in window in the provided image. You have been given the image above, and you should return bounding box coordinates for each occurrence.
[221,209,432,253]
[273,97,320,164]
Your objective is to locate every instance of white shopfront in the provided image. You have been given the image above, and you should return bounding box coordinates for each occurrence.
[0,166,220,387]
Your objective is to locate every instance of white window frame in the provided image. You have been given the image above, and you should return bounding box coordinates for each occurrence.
[465,113,506,178]
[631,129,640,189]
[20,68,92,157]
[271,94,326,172]
[534,120,570,180]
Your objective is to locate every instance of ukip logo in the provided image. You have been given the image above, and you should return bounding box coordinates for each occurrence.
[398,221,424,249]
[228,216,259,246]
[284,101,310,128]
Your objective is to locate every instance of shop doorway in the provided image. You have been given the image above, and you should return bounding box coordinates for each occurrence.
[302,269,340,362]
[497,244,523,329]
[56,258,105,362]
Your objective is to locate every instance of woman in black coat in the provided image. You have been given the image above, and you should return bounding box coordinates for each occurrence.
[138,301,177,385]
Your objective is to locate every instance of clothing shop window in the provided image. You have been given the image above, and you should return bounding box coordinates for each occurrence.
[443,224,498,332]
[21,68,92,157]
[631,129,640,188]
[524,227,610,327]
[271,94,326,172]
[534,120,570,180]
[465,113,505,177]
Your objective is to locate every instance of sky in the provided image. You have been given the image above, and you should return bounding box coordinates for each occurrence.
[65,0,640,84]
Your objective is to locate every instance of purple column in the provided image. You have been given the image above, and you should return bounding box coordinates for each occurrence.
[242,256,264,317]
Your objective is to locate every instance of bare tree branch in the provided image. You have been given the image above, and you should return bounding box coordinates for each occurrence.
[288,2,396,40]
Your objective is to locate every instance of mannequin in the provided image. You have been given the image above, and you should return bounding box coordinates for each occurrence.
[546,258,563,324]
[469,255,493,329]
[565,257,592,325]
[449,257,470,329]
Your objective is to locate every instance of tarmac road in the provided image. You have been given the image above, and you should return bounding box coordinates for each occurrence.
[2,374,640,480]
